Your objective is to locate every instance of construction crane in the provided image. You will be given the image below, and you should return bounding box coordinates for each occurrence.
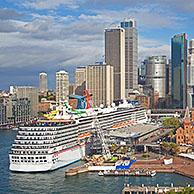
[92,117,111,160]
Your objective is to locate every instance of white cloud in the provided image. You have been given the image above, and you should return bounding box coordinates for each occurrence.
[24,0,81,10]
[139,37,170,60]
[0,9,172,71]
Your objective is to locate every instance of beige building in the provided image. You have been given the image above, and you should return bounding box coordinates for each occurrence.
[10,86,38,117]
[39,72,48,94]
[56,70,69,103]
[86,63,114,107]
[105,27,125,100]
[75,66,86,95]
[121,18,138,95]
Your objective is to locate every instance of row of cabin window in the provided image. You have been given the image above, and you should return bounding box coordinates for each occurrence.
[12,159,47,163]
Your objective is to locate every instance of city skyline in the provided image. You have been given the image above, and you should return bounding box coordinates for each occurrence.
[1,0,194,89]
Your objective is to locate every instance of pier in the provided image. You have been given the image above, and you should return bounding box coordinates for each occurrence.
[65,156,194,179]
[130,157,194,179]
[65,165,89,176]
[122,185,194,194]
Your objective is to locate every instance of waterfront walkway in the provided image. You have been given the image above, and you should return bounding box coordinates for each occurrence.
[130,156,194,179]
[65,156,194,179]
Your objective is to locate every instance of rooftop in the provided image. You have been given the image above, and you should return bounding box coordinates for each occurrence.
[56,70,68,74]
[108,124,159,139]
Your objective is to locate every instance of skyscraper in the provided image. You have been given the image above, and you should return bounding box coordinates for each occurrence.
[105,27,125,100]
[166,59,171,96]
[56,70,69,103]
[86,63,114,107]
[187,39,194,108]
[145,56,167,98]
[39,72,48,94]
[121,18,138,95]
[171,33,187,109]
[75,66,86,95]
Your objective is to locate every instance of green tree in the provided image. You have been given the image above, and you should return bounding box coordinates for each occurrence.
[167,187,194,194]
[163,117,181,129]
[160,142,179,156]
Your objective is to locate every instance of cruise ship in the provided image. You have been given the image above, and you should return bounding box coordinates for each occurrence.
[9,100,147,172]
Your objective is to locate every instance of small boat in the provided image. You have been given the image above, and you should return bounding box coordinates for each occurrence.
[98,171,104,176]
[135,171,140,175]
[150,170,156,177]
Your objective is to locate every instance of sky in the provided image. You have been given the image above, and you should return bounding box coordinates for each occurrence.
[0,0,194,90]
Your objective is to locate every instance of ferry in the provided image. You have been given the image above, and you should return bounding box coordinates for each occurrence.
[9,98,147,172]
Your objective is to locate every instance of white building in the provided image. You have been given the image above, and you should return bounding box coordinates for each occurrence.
[56,70,69,103]
[187,39,194,108]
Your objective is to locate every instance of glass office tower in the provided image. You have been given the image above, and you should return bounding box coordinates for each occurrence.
[171,33,187,109]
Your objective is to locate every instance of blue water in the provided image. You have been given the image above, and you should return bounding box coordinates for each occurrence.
[0,130,194,194]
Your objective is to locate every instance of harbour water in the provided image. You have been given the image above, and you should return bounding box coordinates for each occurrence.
[1,130,194,194]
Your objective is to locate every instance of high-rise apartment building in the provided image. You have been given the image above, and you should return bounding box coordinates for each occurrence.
[75,66,86,95]
[56,70,69,103]
[10,86,38,117]
[121,18,138,95]
[171,33,187,109]
[187,40,194,108]
[86,63,114,107]
[39,72,48,94]
[145,56,167,98]
[105,27,125,100]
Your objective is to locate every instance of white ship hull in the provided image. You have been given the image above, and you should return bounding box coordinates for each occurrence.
[10,144,85,172]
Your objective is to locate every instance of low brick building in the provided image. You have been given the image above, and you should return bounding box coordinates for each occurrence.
[136,95,150,109]
[176,107,194,145]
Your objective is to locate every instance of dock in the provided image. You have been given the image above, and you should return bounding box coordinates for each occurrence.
[122,185,194,194]
[129,157,194,179]
[65,165,89,176]
[65,164,156,177]
[65,156,194,179]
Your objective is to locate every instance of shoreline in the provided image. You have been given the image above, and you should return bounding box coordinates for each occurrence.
[65,156,194,179]
[127,156,194,179]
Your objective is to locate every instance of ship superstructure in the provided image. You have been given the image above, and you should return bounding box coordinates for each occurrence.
[9,100,147,172]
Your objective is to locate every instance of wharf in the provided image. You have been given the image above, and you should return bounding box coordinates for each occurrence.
[130,157,194,179]
[122,185,194,194]
[65,156,194,179]
[65,165,89,176]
